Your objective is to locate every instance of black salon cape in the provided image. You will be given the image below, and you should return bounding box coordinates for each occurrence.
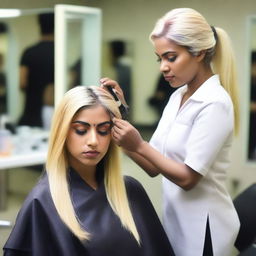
[3,170,175,256]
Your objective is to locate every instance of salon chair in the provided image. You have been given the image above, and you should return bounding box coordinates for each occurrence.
[237,244,256,256]
[233,183,256,255]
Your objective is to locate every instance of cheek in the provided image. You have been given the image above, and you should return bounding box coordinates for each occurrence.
[102,137,111,152]
[99,135,111,153]
[178,60,198,79]
[66,134,79,155]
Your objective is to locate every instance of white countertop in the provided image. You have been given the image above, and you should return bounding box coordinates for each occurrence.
[0,151,47,170]
[0,127,48,170]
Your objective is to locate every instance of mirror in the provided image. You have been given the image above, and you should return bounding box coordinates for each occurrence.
[0,5,101,130]
[54,4,101,105]
[101,39,133,118]
[248,16,256,161]
[0,8,54,129]
[0,22,8,115]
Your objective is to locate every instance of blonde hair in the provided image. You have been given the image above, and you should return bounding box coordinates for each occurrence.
[45,86,140,243]
[150,8,240,134]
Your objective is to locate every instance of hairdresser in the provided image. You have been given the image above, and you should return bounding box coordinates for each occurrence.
[100,8,240,256]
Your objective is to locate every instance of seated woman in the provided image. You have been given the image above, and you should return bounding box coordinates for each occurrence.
[3,86,174,256]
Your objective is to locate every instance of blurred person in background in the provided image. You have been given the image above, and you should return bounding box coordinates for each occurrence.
[18,13,54,128]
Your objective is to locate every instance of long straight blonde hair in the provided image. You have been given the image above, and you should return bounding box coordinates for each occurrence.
[45,86,140,243]
[150,8,240,134]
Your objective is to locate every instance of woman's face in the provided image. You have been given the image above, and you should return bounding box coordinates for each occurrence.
[66,105,112,172]
[153,37,203,88]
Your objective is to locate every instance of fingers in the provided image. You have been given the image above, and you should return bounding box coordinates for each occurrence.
[100,77,127,106]
[112,121,125,138]
[111,118,128,138]
[112,117,128,129]
[111,118,143,152]
[111,130,120,145]
[100,77,119,89]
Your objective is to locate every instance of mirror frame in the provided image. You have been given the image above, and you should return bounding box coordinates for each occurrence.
[245,15,256,165]
[54,4,101,105]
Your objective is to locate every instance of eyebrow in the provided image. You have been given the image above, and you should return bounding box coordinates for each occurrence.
[71,120,113,128]
[155,51,176,58]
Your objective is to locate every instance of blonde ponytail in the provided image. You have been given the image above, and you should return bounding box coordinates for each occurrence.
[212,27,240,135]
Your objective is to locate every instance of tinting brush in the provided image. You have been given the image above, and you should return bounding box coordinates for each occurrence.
[106,86,129,120]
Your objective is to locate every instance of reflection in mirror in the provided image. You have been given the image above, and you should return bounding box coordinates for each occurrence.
[0,22,8,115]
[248,17,256,161]
[54,5,101,105]
[0,9,54,131]
[101,39,133,119]
[66,18,82,90]
[18,13,54,130]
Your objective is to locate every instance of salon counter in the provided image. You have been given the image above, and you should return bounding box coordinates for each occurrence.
[0,127,48,211]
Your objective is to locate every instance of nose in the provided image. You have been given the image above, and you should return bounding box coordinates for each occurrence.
[160,60,169,73]
[87,128,98,147]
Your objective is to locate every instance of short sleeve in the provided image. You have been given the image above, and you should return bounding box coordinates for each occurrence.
[184,101,234,175]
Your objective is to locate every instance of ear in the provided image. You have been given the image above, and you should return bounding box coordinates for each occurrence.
[196,50,206,62]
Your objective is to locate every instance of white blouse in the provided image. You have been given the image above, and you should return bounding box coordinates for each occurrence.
[150,75,240,256]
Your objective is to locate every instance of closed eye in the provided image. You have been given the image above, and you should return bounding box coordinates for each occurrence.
[75,129,87,135]
[97,122,113,136]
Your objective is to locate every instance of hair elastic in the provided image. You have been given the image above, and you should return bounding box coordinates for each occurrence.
[211,26,218,42]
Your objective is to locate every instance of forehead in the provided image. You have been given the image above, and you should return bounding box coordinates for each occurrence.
[153,37,187,55]
[73,105,111,122]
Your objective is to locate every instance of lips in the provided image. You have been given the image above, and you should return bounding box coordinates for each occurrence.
[83,151,100,158]
[164,75,175,82]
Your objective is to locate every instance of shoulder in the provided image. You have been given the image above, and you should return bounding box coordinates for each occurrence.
[22,43,40,55]
[204,87,233,117]
[190,76,233,115]
[18,173,52,215]
[124,176,150,201]
[204,76,233,105]
[22,42,51,57]
[27,172,49,198]
[124,175,144,191]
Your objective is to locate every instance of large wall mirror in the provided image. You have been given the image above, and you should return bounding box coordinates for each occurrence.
[0,8,54,127]
[247,15,256,162]
[0,5,101,131]
[55,4,101,105]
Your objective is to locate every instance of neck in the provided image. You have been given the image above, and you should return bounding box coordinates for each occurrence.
[186,66,213,97]
[41,34,54,41]
[72,164,98,189]
[180,66,213,108]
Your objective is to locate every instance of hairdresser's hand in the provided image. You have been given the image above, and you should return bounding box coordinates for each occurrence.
[112,118,145,152]
[100,77,128,106]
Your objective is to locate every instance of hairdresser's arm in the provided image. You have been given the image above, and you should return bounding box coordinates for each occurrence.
[20,65,29,90]
[123,149,161,177]
[251,101,256,112]
[112,118,202,190]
